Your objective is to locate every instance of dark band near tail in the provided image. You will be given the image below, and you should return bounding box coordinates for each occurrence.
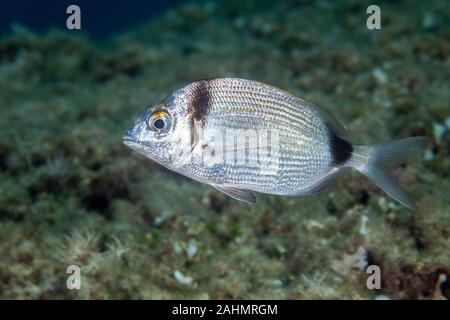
[329,129,353,166]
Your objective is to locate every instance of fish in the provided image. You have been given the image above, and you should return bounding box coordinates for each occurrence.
[123,78,426,209]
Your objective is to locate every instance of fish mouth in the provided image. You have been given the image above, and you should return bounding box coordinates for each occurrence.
[122,134,138,146]
[122,133,151,158]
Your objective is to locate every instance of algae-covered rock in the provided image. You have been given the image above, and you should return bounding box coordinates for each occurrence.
[0,0,448,299]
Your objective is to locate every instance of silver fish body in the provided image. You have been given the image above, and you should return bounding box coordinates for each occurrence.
[124,78,426,209]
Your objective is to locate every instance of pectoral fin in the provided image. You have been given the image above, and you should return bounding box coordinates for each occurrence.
[212,184,256,204]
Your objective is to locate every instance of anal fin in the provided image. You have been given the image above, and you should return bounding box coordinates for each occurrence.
[296,167,348,195]
[212,184,256,204]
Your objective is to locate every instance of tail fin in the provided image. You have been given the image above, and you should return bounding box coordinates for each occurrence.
[351,137,427,210]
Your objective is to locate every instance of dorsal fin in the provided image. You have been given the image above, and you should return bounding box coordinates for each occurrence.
[311,102,348,139]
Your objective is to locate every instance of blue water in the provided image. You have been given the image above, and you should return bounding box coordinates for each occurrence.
[0,0,183,36]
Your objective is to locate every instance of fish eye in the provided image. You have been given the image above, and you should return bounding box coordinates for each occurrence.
[147,111,172,134]
[153,118,165,130]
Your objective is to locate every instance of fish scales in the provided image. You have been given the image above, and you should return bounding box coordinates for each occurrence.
[183,79,331,194]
